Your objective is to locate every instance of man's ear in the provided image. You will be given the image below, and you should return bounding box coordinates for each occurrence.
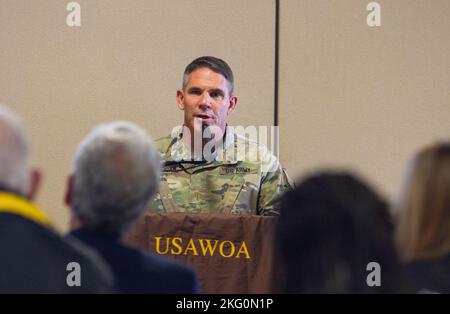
[64,175,73,207]
[227,95,238,114]
[65,175,83,231]
[28,168,42,201]
[176,89,185,110]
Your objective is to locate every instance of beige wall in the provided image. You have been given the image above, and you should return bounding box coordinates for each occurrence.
[1,0,449,230]
[280,0,450,200]
[0,0,275,230]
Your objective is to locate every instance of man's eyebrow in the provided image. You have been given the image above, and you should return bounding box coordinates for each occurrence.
[187,87,202,92]
[209,88,225,95]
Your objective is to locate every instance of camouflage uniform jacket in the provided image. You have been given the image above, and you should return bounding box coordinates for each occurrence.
[151,126,292,216]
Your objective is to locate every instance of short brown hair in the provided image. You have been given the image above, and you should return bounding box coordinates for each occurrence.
[182,56,234,94]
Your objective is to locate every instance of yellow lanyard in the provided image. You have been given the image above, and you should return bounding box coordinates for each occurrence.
[0,192,51,227]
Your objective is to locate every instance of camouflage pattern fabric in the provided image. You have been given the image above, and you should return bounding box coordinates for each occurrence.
[150,126,292,216]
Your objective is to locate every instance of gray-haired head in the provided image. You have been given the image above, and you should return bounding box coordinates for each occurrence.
[0,104,30,196]
[71,121,161,236]
[182,56,234,95]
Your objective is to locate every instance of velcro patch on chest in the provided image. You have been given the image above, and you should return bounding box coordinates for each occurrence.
[219,166,255,175]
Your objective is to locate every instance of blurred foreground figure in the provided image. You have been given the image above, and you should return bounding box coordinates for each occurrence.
[66,121,200,293]
[275,172,408,293]
[395,142,450,293]
[0,104,114,293]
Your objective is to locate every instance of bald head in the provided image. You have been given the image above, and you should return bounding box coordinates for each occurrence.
[0,104,31,196]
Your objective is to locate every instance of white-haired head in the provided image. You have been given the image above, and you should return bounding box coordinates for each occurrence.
[0,104,31,196]
[71,121,161,236]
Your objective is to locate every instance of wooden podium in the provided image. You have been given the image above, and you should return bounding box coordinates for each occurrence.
[124,212,279,293]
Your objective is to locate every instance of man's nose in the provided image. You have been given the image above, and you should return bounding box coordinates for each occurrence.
[198,92,212,109]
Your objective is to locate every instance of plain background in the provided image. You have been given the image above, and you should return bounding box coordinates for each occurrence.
[1,0,449,231]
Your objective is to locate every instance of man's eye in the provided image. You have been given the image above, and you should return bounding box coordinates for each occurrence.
[188,88,202,95]
[210,92,224,99]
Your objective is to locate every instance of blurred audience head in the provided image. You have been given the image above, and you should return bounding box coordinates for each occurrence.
[395,141,450,262]
[67,121,161,237]
[275,171,405,293]
[0,104,40,199]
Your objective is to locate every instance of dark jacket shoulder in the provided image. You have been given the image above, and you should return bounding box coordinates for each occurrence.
[69,228,199,293]
[0,213,115,293]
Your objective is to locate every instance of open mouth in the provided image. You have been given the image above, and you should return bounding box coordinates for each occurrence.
[195,114,213,120]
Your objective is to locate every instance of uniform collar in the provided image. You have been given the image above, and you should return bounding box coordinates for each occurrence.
[0,192,51,227]
[167,125,237,164]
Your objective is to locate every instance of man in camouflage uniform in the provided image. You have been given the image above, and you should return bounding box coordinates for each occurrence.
[152,56,292,216]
